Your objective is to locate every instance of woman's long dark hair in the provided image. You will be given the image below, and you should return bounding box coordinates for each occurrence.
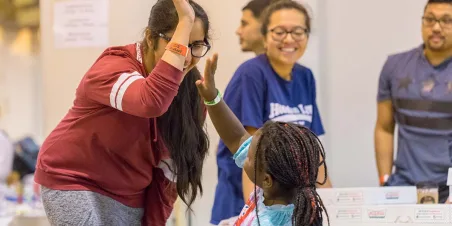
[149,0,211,209]
[156,67,210,209]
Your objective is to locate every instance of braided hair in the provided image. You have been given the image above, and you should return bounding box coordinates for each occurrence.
[254,121,329,226]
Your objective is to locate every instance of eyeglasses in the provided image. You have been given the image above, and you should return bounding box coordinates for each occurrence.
[422,16,452,28]
[159,33,211,58]
[269,26,309,42]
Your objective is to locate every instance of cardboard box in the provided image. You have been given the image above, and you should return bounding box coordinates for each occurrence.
[318,186,417,206]
[323,204,452,225]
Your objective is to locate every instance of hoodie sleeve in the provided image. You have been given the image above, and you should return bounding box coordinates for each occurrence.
[83,55,183,118]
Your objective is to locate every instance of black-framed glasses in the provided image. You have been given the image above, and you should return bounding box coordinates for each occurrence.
[422,16,452,28]
[269,26,309,42]
[159,33,211,58]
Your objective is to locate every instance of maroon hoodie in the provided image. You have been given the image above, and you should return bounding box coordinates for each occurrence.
[35,43,186,225]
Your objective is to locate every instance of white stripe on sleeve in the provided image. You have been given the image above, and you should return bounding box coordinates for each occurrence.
[109,71,143,110]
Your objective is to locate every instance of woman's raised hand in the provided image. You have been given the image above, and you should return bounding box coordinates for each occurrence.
[172,0,195,24]
[196,53,219,101]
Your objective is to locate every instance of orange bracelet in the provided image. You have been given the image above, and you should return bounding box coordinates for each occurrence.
[379,174,389,186]
[165,42,189,57]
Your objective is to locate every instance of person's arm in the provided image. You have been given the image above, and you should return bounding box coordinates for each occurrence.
[159,21,192,73]
[160,0,194,72]
[196,54,250,154]
[374,57,396,185]
[191,67,208,123]
[84,55,184,118]
[205,96,250,154]
[84,19,191,118]
[85,0,194,118]
[232,65,266,201]
[242,127,258,201]
[375,100,395,185]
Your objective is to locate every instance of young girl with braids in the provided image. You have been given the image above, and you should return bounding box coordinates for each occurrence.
[197,54,329,225]
[214,1,332,223]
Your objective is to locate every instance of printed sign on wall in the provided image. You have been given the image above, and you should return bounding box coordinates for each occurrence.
[53,0,109,48]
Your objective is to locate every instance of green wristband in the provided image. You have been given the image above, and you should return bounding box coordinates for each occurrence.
[204,89,222,106]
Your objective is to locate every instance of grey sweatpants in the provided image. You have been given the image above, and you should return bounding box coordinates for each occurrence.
[41,186,144,226]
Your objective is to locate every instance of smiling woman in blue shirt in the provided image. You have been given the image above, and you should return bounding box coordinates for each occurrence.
[210,0,332,225]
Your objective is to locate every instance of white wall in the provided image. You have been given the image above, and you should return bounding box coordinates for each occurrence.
[0,29,42,141]
[322,0,425,188]
[39,0,156,136]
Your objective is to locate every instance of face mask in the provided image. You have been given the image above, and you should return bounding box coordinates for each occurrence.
[234,136,253,167]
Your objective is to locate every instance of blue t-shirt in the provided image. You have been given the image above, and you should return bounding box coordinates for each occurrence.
[377,44,452,187]
[210,54,324,224]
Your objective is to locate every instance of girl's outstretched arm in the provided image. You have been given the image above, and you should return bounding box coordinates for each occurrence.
[196,54,251,154]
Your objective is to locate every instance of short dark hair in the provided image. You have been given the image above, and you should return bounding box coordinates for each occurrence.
[260,0,311,36]
[427,0,452,3]
[242,0,273,18]
[425,0,452,11]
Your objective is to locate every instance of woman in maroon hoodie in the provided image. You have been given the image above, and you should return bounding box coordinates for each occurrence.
[35,0,214,225]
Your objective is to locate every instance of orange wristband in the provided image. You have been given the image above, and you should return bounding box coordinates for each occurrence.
[165,42,189,57]
[379,174,389,186]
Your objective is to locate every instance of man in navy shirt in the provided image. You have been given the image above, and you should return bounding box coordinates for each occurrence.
[235,0,271,56]
[375,0,452,203]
